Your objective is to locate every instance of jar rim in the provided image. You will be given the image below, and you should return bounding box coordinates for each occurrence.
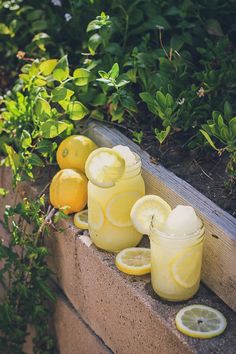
[150,219,204,242]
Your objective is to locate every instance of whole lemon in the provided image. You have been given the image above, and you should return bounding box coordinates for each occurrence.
[56,135,97,172]
[50,169,88,214]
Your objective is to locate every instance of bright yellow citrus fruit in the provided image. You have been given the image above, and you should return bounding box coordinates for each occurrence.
[85,147,125,188]
[105,191,142,227]
[115,247,151,275]
[50,169,87,214]
[74,209,88,230]
[171,249,202,288]
[175,305,227,339]
[56,135,97,172]
[88,198,104,230]
[130,195,172,235]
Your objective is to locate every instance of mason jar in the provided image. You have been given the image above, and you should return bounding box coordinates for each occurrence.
[88,154,145,252]
[150,221,205,301]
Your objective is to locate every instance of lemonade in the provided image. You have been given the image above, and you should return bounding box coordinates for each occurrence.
[86,146,145,252]
[150,205,204,301]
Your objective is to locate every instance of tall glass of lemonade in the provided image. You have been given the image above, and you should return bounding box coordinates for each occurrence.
[150,205,205,301]
[85,145,145,252]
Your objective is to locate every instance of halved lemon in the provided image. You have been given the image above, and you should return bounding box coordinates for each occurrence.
[88,199,104,231]
[116,247,151,275]
[106,191,142,227]
[175,305,227,339]
[171,249,202,288]
[130,195,172,235]
[74,209,88,230]
[85,147,125,188]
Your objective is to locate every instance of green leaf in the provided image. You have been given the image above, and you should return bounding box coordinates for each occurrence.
[156,91,166,109]
[229,117,236,138]
[35,98,51,120]
[39,59,58,76]
[0,188,8,197]
[0,23,12,36]
[91,93,107,106]
[28,153,44,167]
[206,19,223,37]
[170,35,184,51]
[200,130,218,150]
[51,87,73,102]
[21,130,32,149]
[36,140,53,153]
[224,101,233,120]
[73,68,94,86]
[120,95,137,113]
[109,63,119,79]
[154,126,171,144]
[87,19,101,32]
[53,55,69,82]
[88,33,102,55]
[41,120,70,138]
[68,101,89,120]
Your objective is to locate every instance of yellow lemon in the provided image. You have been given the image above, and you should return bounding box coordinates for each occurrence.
[50,169,87,214]
[56,135,97,172]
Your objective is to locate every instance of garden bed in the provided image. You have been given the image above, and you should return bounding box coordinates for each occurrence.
[115,119,236,217]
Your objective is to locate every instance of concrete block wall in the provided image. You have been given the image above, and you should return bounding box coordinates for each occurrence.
[1,166,236,354]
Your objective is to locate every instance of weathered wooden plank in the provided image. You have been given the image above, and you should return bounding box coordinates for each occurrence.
[87,121,236,312]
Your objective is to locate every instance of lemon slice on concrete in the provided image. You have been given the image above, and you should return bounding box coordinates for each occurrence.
[116,247,151,275]
[88,199,104,231]
[85,147,125,188]
[171,249,202,288]
[176,305,227,338]
[74,209,88,230]
[106,191,142,227]
[130,195,172,235]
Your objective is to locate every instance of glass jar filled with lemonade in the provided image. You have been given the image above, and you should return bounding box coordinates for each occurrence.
[85,145,145,252]
[150,205,205,301]
[130,196,205,302]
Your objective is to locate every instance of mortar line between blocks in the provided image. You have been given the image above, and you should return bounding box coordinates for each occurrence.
[50,278,114,354]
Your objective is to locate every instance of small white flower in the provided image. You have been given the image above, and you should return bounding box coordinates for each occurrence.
[51,0,62,6]
[65,13,72,22]
[177,98,185,105]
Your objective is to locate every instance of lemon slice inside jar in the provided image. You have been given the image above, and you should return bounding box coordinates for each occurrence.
[85,147,125,188]
[74,209,88,230]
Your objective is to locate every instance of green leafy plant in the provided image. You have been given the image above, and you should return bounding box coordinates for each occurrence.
[200,103,236,179]
[0,196,59,353]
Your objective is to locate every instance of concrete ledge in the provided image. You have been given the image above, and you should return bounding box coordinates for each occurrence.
[54,289,112,354]
[46,218,236,354]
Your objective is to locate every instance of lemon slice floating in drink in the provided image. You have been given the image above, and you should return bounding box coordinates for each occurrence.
[171,249,202,288]
[116,247,151,275]
[85,147,125,188]
[175,305,227,338]
[106,191,142,227]
[130,195,172,235]
[74,209,88,230]
[88,198,104,230]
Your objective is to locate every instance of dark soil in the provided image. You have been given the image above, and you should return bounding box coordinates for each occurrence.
[114,120,236,218]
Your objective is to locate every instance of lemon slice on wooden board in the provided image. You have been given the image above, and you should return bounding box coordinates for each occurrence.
[171,249,202,288]
[85,147,125,188]
[175,305,227,339]
[74,209,88,230]
[130,195,172,235]
[106,191,142,227]
[115,247,151,275]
